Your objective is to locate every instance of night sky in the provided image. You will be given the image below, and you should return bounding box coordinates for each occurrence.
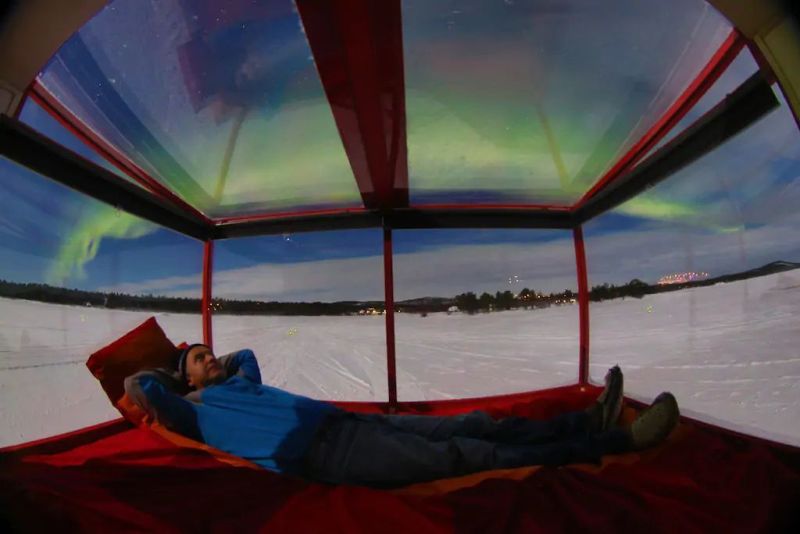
[1,0,799,302]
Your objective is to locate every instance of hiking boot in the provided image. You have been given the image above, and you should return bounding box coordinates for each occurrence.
[628,392,680,450]
[586,365,624,432]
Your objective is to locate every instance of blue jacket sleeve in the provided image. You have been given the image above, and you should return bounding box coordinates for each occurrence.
[124,370,202,441]
[217,349,262,384]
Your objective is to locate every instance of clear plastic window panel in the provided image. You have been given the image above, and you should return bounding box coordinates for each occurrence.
[211,230,386,401]
[37,0,362,218]
[0,157,203,447]
[633,47,762,161]
[18,98,144,187]
[584,89,800,445]
[403,0,732,206]
[393,229,578,400]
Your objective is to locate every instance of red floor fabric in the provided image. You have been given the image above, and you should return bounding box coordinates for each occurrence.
[2,386,799,533]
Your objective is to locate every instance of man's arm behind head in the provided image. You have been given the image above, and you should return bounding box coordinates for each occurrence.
[216,349,262,384]
[124,368,202,440]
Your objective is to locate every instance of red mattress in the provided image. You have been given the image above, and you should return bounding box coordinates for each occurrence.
[2,385,799,532]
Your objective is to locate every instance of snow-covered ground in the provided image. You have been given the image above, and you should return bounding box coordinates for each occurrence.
[1,271,798,448]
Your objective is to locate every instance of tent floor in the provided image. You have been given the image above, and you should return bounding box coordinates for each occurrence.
[2,385,799,532]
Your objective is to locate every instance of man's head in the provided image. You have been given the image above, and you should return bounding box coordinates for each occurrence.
[178,344,225,390]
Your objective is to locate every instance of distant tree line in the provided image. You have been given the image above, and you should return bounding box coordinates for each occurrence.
[453,288,577,314]
[0,280,201,312]
[589,279,650,302]
[0,280,379,316]
[407,259,800,314]
[0,261,796,316]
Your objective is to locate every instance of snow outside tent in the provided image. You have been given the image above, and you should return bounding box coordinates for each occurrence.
[1,0,800,531]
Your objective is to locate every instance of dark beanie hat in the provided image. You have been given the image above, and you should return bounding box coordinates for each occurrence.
[177,343,210,382]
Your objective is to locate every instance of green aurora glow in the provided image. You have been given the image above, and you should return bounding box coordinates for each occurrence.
[47,206,155,285]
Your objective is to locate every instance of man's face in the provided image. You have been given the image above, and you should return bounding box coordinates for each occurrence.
[185,345,225,390]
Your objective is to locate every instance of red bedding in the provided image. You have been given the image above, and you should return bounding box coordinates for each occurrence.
[2,385,799,533]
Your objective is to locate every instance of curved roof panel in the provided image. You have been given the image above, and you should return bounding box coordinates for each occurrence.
[36,0,362,218]
[33,0,739,219]
[403,0,733,206]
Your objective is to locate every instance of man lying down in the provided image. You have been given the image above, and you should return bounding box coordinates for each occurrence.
[125,344,680,488]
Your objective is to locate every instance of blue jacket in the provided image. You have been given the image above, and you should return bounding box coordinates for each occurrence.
[124,349,340,474]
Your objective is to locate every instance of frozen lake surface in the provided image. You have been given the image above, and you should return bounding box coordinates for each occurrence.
[1,271,798,447]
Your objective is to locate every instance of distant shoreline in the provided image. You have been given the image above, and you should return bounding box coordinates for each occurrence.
[0,261,797,316]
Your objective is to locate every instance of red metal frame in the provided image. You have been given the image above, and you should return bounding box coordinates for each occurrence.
[383,226,398,410]
[296,0,408,210]
[202,240,214,349]
[573,30,746,210]
[573,226,590,385]
[29,81,213,225]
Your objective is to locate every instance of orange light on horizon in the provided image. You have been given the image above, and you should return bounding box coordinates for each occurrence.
[657,272,710,285]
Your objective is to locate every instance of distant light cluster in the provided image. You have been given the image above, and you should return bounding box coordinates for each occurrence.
[657,272,709,285]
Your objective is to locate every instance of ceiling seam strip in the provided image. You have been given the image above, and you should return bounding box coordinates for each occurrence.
[297,0,408,212]
[337,2,392,208]
[295,0,376,209]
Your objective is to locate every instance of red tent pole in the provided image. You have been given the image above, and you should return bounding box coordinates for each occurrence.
[202,240,214,349]
[383,225,398,411]
[573,226,590,385]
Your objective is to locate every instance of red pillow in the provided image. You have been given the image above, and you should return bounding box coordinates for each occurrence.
[86,317,180,407]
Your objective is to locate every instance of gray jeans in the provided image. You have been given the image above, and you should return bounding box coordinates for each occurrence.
[304,410,631,488]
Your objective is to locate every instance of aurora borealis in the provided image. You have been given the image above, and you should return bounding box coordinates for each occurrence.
[3,0,799,296]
